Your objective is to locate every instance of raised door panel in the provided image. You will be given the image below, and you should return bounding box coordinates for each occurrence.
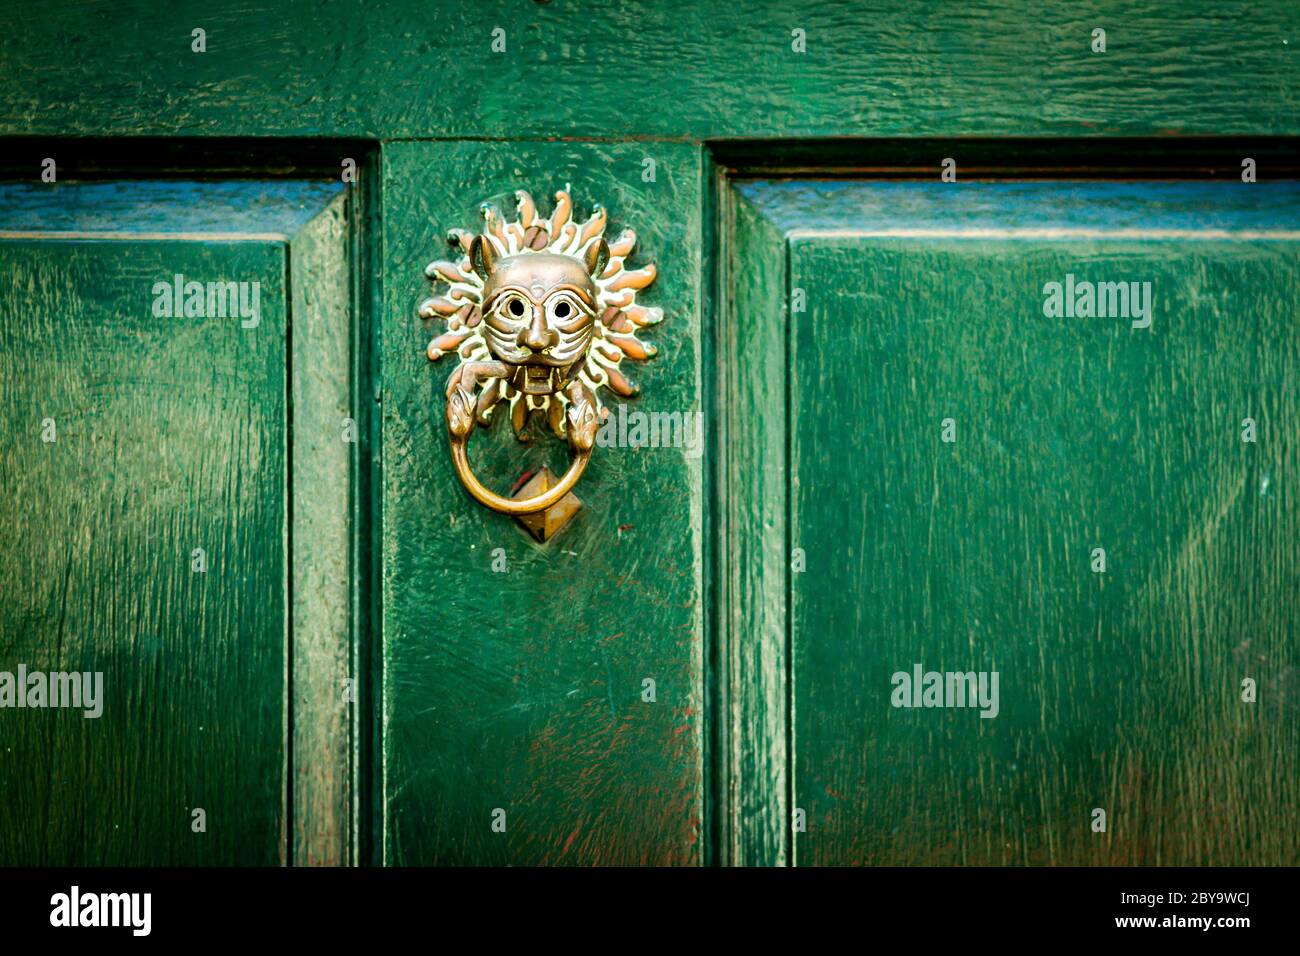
[0,238,287,864]
[729,180,1300,866]
[0,180,352,865]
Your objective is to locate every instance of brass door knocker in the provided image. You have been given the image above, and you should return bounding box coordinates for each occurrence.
[421,188,661,528]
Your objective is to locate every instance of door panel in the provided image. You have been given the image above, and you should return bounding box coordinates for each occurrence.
[0,239,287,864]
[726,180,1300,865]
[380,142,706,865]
[0,180,352,865]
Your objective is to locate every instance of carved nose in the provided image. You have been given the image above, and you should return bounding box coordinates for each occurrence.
[518,308,558,353]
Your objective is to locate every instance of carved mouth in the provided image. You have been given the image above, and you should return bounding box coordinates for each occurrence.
[514,363,557,395]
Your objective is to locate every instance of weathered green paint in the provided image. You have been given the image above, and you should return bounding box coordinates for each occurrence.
[0,181,347,237]
[730,180,1300,865]
[380,141,705,865]
[3,1,1298,140]
[714,179,790,866]
[349,154,385,869]
[0,238,288,865]
[289,192,357,866]
[0,180,356,865]
[3,1,1298,870]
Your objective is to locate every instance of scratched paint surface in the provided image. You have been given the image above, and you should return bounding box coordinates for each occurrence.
[380,142,704,864]
[2,1,1298,139]
[778,183,1300,865]
[0,239,287,864]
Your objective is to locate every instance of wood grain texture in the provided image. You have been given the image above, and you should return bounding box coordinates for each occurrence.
[1,1,1296,139]
[289,193,355,866]
[380,141,705,865]
[0,182,346,238]
[715,184,789,866]
[738,181,1300,865]
[0,238,288,864]
[350,156,384,868]
[0,180,354,866]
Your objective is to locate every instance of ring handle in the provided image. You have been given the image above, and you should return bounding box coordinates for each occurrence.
[422,187,661,529]
[449,432,591,515]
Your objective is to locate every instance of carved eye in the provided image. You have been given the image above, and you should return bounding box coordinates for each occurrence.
[504,296,527,319]
[546,293,587,326]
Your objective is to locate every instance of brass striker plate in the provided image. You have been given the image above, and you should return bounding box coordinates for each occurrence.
[512,467,583,542]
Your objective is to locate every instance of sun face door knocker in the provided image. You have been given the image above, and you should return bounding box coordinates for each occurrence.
[420,188,661,539]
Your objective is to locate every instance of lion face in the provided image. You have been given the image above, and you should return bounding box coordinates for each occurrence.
[479,252,601,394]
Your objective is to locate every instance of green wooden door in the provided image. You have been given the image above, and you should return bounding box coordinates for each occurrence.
[722,180,1300,865]
[2,0,1299,869]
